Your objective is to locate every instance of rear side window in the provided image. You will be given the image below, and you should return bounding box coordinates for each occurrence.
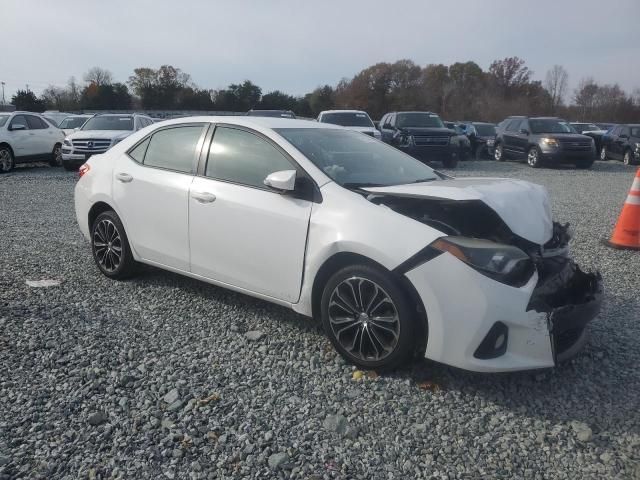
[26,116,47,129]
[143,126,204,173]
[206,126,294,189]
[505,119,521,132]
[128,137,150,163]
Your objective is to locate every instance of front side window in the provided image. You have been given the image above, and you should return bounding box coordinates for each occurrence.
[505,119,521,132]
[396,113,444,129]
[206,127,294,188]
[143,126,204,173]
[276,128,438,188]
[320,112,374,128]
[82,116,134,131]
[10,115,29,130]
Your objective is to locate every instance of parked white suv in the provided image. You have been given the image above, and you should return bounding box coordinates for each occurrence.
[58,114,93,136]
[0,111,65,173]
[317,110,381,139]
[62,113,154,170]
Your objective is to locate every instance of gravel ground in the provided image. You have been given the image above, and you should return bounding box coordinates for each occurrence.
[1,160,639,479]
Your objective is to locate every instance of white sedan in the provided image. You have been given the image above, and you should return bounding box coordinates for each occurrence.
[74,117,602,372]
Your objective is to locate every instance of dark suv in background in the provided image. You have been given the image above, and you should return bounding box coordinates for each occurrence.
[461,122,497,159]
[494,116,596,168]
[378,111,458,168]
[601,124,640,165]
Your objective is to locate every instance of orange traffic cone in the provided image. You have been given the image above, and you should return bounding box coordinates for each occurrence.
[606,168,640,250]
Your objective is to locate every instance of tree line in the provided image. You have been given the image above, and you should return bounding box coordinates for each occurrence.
[10,58,640,122]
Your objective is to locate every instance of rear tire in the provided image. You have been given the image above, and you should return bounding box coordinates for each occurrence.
[49,143,62,167]
[321,264,418,371]
[494,143,505,161]
[0,146,14,173]
[91,210,137,280]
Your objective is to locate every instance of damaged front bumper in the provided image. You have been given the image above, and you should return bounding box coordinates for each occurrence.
[528,259,603,363]
[403,248,603,372]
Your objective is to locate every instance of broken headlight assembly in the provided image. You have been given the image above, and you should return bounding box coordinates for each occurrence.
[395,133,413,148]
[432,237,535,287]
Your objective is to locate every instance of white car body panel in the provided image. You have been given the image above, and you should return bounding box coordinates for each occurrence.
[0,112,64,160]
[189,176,312,302]
[74,116,600,373]
[364,178,553,245]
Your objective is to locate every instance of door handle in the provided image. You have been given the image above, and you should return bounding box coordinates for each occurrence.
[116,172,133,183]
[191,191,216,203]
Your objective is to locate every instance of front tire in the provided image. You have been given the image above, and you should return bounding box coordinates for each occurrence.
[0,146,15,173]
[494,143,505,161]
[49,143,62,167]
[91,211,137,279]
[321,264,417,371]
[600,146,608,161]
[623,149,633,166]
[527,146,543,168]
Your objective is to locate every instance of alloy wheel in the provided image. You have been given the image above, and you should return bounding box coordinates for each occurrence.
[93,219,123,272]
[623,151,631,165]
[600,147,607,161]
[494,144,502,161]
[0,149,13,172]
[527,148,538,167]
[328,277,400,362]
[53,145,62,166]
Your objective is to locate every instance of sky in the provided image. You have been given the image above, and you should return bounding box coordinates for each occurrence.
[1,0,638,102]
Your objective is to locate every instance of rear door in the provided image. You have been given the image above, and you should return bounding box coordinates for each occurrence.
[188,124,313,302]
[112,123,207,271]
[502,119,522,156]
[25,115,54,155]
[613,126,630,159]
[380,114,396,143]
[512,119,530,157]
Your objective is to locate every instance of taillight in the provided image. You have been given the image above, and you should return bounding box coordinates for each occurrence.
[78,164,90,178]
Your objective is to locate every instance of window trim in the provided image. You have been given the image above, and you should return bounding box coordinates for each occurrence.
[197,123,322,202]
[125,123,209,175]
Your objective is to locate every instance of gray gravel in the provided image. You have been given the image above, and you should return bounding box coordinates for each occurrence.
[1,160,639,479]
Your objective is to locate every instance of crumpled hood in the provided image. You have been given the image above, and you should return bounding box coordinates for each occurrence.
[67,130,132,141]
[364,177,553,245]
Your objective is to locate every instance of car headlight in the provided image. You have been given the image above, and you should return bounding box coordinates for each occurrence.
[431,236,534,287]
[541,138,560,148]
[63,138,72,146]
[397,134,413,148]
[635,142,640,152]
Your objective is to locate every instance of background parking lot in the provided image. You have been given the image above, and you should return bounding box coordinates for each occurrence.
[1,161,639,479]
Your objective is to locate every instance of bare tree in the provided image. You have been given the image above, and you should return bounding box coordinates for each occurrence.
[83,67,113,86]
[544,65,568,114]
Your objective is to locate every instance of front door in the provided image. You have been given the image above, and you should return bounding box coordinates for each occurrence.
[189,125,312,302]
[8,115,36,158]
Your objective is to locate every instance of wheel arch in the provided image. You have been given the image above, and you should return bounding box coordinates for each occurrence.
[88,201,116,232]
[310,251,428,358]
[0,142,14,156]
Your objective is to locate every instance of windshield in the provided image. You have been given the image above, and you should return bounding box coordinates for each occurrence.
[82,116,133,131]
[396,113,444,129]
[276,128,439,187]
[529,119,575,134]
[475,124,496,136]
[0,115,9,128]
[59,117,88,129]
[320,112,373,128]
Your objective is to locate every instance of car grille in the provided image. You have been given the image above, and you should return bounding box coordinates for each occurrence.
[413,135,450,147]
[559,139,592,151]
[71,139,112,153]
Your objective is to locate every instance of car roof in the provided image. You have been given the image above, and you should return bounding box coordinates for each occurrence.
[320,110,369,115]
[153,116,340,130]
[390,111,437,115]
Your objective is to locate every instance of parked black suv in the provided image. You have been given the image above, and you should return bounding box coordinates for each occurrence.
[600,124,640,165]
[461,122,497,159]
[571,122,607,157]
[494,116,596,168]
[378,112,458,168]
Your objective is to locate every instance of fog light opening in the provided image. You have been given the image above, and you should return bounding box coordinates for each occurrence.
[474,322,509,360]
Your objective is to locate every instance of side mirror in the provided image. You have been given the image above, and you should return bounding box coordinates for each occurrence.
[10,124,26,131]
[519,128,529,135]
[264,170,296,192]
